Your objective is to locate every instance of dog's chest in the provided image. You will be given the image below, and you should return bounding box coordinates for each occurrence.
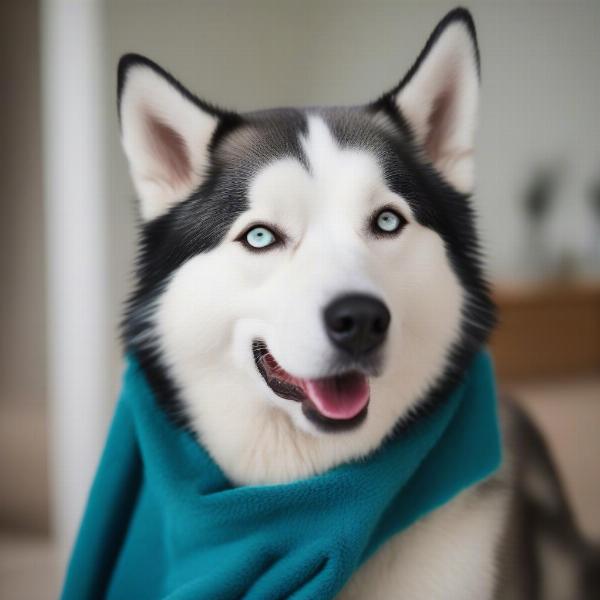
[337,486,508,600]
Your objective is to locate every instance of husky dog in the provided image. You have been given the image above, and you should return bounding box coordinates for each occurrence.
[117,8,598,599]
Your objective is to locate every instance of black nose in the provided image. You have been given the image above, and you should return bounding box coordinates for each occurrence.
[324,294,391,357]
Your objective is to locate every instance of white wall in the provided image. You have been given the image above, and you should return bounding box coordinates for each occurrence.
[475,1,600,279]
[42,0,110,560]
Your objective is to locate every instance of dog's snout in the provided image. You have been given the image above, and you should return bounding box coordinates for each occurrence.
[324,294,391,357]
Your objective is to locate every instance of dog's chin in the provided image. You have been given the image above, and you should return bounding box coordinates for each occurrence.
[252,340,370,432]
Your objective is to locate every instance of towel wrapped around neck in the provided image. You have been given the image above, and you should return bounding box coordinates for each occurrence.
[61,351,501,600]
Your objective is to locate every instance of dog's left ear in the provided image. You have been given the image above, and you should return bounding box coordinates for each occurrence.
[118,54,229,221]
[383,8,480,193]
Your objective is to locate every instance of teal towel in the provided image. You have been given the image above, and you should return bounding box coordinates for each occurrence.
[61,351,501,600]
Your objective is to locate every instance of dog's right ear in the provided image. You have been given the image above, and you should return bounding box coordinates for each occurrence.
[118,54,227,221]
[377,9,480,194]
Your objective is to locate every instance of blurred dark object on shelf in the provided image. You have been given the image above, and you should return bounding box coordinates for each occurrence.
[524,165,560,222]
[522,164,562,279]
[588,174,600,274]
[589,175,600,218]
[491,281,600,381]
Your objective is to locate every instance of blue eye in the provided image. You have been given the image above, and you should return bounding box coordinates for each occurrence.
[375,209,405,234]
[245,226,277,249]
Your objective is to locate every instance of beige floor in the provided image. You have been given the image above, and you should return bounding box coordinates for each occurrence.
[0,534,60,599]
[1,377,599,598]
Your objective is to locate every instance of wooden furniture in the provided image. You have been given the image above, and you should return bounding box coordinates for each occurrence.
[490,281,600,381]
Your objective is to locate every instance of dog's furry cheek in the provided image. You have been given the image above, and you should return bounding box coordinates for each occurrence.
[380,227,464,401]
[155,254,243,366]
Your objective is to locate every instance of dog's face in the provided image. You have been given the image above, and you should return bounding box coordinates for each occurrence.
[119,9,495,483]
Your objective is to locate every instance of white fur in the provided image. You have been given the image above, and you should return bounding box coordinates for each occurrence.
[339,486,509,600]
[156,116,464,484]
[120,63,218,220]
[395,21,479,193]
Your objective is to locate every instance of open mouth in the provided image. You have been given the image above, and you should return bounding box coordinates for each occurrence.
[252,341,369,431]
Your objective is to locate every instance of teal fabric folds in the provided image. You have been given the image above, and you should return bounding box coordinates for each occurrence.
[61,351,501,600]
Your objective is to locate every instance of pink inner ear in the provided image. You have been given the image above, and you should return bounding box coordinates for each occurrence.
[146,113,192,185]
[424,84,454,164]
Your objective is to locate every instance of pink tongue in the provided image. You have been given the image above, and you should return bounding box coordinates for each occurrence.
[301,373,369,420]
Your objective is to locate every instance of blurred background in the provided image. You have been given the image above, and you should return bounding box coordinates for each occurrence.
[1,0,599,597]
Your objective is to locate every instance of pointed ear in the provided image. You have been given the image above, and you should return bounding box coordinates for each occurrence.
[390,9,480,193]
[118,54,225,221]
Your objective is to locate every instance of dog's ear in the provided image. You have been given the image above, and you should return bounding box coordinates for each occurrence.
[385,9,480,193]
[118,54,227,221]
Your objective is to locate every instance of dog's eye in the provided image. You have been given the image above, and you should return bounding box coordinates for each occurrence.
[373,209,406,235]
[243,226,277,250]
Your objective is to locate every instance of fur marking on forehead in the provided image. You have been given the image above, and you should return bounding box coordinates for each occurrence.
[299,116,342,176]
[298,115,391,204]
[216,109,309,174]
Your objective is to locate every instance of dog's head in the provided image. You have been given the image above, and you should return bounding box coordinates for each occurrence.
[119,9,495,483]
